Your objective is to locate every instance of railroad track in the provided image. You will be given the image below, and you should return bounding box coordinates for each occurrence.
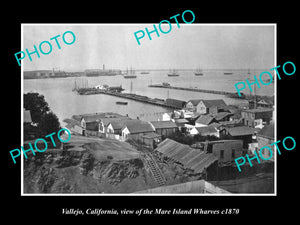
[143,153,166,186]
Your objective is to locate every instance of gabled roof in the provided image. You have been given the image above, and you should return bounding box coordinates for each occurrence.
[63,118,83,129]
[225,126,255,136]
[195,126,218,134]
[123,120,155,134]
[201,99,227,108]
[195,115,216,125]
[108,117,132,130]
[24,110,32,123]
[187,99,202,106]
[150,121,178,129]
[257,124,274,139]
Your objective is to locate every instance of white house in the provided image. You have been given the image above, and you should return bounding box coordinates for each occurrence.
[186,99,227,114]
[162,112,172,121]
[121,120,155,141]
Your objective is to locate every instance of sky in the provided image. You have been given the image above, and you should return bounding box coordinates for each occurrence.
[22,24,275,71]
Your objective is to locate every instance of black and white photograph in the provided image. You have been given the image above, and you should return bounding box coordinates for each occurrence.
[21,24,275,195]
[3,4,298,221]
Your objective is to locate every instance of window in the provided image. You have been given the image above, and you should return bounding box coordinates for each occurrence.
[220,150,224,159]
[232,149,235,158]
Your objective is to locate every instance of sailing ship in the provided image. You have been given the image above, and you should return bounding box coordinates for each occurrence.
[194,67,203,76]
[123,67,137,78]
[167,69,179,77]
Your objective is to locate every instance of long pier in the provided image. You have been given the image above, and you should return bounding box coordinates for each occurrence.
[148,84,253,99]
[74,88,182,109]
[149,84,235,95]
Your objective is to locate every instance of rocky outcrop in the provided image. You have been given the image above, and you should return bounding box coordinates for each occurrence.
[23,148,153,193]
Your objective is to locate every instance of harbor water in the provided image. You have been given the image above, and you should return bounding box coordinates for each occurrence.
[24,70,275,124]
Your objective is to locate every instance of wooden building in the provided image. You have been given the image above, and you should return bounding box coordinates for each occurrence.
[256,123,275,161]
[220,126,256,148]
[121,120,155,142]
[149,121,178,137]
[241,108,273,128]
[196,139,245,163]
[186,99,227,114]
[63,118,84,135]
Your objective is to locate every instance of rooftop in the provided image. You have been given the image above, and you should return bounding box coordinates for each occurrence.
[225,126,256,136]
[156,139,218,174]
[63,118,82,129]
[174,118,189,124]
[201,99,227,108]
[187,99,227,108]
[195,126,218,134]
[104,116,132,129]
[123,120,155,134]
[243,108,273,113]
[213,112,232,121]
[195,115,216,125]
[257,123,274,139]
[134,179,230,194]
[150,121,178,129]
[187,99,202,106]
[166,98,186,108]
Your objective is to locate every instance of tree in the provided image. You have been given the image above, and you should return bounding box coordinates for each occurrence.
[24,92,60,137]
[24,92,50,124]
[38,112,61,135]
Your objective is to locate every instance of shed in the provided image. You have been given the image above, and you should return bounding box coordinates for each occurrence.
[155,139,218,174]
[149,121,178,137]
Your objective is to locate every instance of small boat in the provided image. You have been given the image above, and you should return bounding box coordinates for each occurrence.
[168,69,179,77]
[194,67,203,76]
[116,101,128,105]
[224,72,233,75]
[140,71,150,74]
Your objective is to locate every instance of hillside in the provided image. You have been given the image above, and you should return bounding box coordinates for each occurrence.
[23,135,157,193]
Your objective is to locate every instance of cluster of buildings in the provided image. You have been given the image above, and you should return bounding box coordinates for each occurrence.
[63,96,275,173]
[24,69,82,79]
